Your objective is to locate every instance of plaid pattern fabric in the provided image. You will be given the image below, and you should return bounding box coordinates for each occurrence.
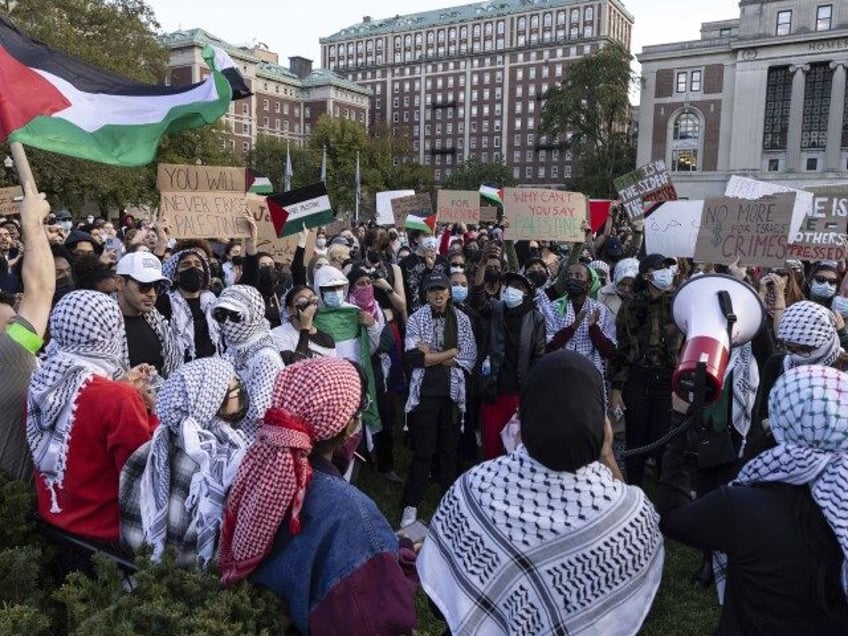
[214,285,283,444]
[218,358,363,585]
[404,304,477,414]
[27,291,125,512]
[418,446,664,634]
[537,292,616,378]
[128,358,246,567]
[777,301,841,369]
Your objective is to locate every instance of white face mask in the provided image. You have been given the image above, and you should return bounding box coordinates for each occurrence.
[322,289,345,308]
[316,237,327,248]
[650,268,675,291]
[501,286,525,308]
[832,295,848,317]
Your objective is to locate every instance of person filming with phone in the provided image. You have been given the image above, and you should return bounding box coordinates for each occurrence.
[271,285,337,363]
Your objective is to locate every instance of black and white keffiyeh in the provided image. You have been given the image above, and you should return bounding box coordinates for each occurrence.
[404,304,477,414]
[777,300,841,370]
[214,285,283,443]
[746,366,847,596]
[120,307,182,378]
[418,445,664,635]
[27,291,125,512]
[162,249,219,361]
[137,357,246,567]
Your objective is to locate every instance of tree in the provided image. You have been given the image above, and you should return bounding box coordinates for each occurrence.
[5,0,240,212]
[442,156,516,191]
[540,41,637,197]
[365,122,434,217]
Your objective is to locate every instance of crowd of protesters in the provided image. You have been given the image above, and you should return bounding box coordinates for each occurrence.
[1,184,847,635]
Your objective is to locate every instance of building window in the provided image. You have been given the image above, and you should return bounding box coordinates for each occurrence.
[690,70,702,92]
[676,71,687,93]
[776,10,792,35]
[673,113,699,141]
[719,27,732,37]
[768,159,780,172]
[816,5,833,31]
[671,149,698,172]
[806,157,819,171]
[802,63,833,149]
[671,111,701,172]
[242,141,250,152]
[763,67,792,150]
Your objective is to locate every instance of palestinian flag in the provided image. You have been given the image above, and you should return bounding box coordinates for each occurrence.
[0,16,250,167]
[267,182,334,237]
[404,209,437,234]
[479,183,504,206]
[247,170,273,195]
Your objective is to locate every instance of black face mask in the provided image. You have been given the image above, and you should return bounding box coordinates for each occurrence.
[258,267,277,296]
[564,278,588,297]
[484,268,500,284]
[230,255,244,267]
[529,248,541,258]
[465,248,481,262]
[177,267,204,293]
[527,270,548,289]
[366,249,381,264]
[53,275,75,304]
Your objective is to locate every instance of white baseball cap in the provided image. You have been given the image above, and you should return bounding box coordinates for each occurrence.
[116,252,170,286]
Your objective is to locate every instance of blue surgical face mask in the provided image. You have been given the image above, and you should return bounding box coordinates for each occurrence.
[832,295,848,317]
[451,285,468,304]
[810,280,837,300]
[322,289,345,308]
[501,286,525,308]
[650,268,675,292]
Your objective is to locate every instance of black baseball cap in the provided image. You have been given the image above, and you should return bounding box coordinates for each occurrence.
[423,271,451,291]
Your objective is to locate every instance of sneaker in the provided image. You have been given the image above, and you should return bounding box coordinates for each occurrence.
[399,506,418,528]
[382,470,404,484]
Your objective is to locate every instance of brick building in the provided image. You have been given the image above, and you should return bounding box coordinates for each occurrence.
[637,1,848,198]
[320,0,634,186]
[160,29,371,155]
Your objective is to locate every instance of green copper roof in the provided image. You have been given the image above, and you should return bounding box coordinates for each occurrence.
[321,0,633,42]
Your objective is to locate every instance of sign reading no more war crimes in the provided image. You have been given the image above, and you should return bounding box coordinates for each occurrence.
[502,188,587,242]
[614,160,678,221]
[436,190,481,224]
[694,193,796,268]
[157,163,250,239]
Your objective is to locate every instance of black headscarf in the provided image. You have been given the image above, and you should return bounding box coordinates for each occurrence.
[519,350,604,472]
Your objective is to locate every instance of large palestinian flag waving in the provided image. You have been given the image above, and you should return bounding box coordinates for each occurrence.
[0,17,250,166]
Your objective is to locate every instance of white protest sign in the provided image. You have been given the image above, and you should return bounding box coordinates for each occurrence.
[375,190,414,226]
[644,200,703,258]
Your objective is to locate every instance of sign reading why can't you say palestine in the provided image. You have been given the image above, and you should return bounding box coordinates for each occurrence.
[502,188,586,242]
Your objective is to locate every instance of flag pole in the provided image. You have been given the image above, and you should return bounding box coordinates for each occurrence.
[284,141,292,192]
[320,145,327,183]
[355,150,360,224]
[10,142,37,190]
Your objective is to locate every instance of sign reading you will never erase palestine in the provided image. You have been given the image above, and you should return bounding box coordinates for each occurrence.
[502,188,587,242]
[157,163,251,239]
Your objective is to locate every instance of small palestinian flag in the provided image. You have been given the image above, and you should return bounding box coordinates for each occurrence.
[0,16,250,167]
[267,182,334,237]
[404,209,437,234]
[479,183,504,206]
[247,170,273,195]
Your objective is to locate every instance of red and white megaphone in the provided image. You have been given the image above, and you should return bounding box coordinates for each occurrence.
[672,273,765,402]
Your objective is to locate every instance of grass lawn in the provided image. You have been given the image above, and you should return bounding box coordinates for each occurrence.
[356,439,721,636]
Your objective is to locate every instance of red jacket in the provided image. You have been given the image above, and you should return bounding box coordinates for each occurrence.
[35,377,157,542]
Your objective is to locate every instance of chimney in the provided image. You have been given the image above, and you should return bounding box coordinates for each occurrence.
[363,15,372,23]
[288,56,313,79]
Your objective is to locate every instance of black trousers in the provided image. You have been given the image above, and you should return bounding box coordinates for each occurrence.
[374,390,405,473]
[623,366,673,487]
[401,396,460,508]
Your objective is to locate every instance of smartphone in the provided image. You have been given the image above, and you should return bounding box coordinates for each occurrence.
[396,519,429,544]
[105,237,123,253]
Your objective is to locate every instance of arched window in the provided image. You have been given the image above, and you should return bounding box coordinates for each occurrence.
[671,111,701,172]
[530,15,540,28]
[518,16,526,30]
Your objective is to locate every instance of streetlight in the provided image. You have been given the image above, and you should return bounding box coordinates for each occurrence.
[3,155,13,185]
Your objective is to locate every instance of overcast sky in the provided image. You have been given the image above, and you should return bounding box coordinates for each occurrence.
[147,0,741,100]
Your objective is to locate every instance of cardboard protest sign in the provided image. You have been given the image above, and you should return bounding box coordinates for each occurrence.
[323,218,349,237]
[644,200,703,258]
[480,205,499,223]
[694,193,796,267]
[502,188,586,242]
[436,190,480,224]
[375,190,414,226]
[614,160,677,221]
[391,193,434,232]
[157,163,250,239]
[786,187,848,261]
[0,186,22,216]
[724,176,813,247]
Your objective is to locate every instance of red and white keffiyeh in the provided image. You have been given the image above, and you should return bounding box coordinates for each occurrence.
[218,357,362,585]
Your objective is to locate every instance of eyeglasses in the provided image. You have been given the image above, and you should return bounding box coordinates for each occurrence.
[813,276,838,285]
[776,340,815,355]
[128,278,165,294]
[212,307,243,323]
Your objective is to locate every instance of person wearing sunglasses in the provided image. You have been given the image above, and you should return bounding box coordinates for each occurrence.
[219,358,418,635]
[115,252,181,378]
[271,285,336,364]
[212,285,284,445]
[807,261,841,308]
